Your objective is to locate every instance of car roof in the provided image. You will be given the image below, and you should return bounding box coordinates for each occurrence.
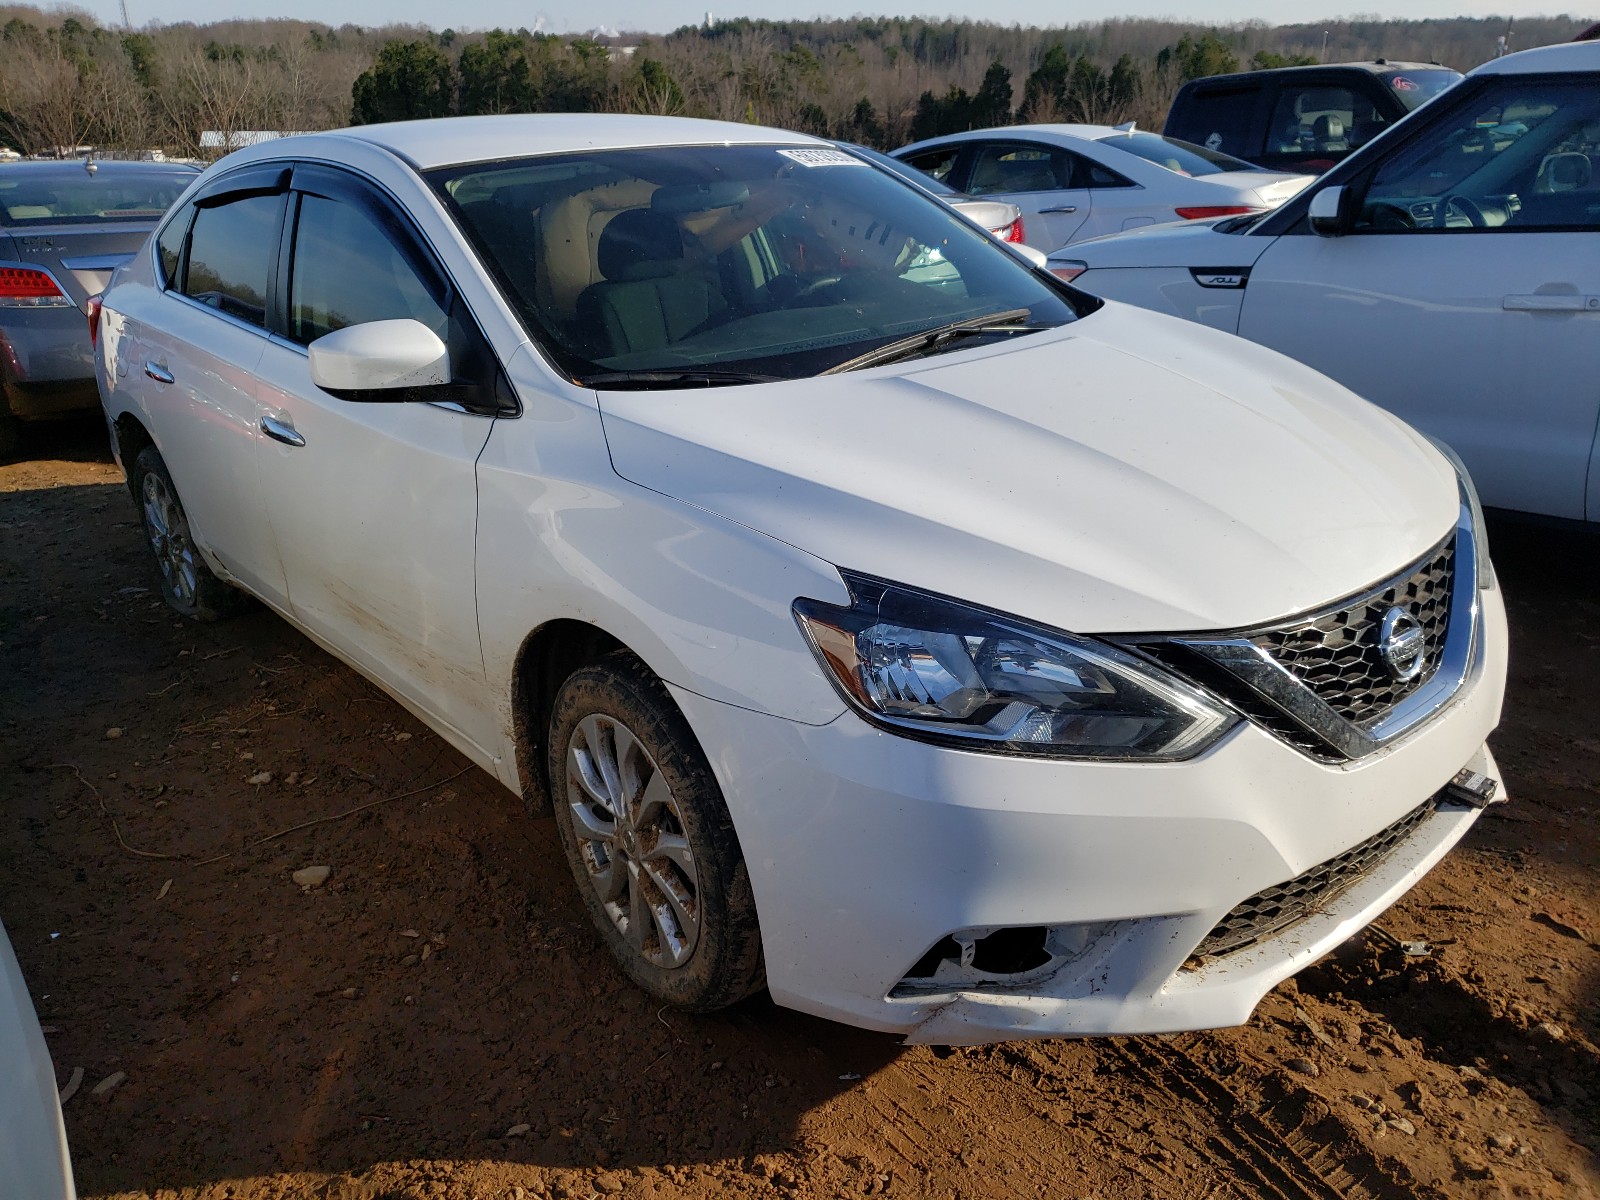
[236,114,827,172]
[1471,39,1600,76]
[1177,61,1452,89]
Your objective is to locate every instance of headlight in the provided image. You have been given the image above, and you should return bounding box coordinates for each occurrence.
[793,574,1237,760]
[1424,436,1495,590]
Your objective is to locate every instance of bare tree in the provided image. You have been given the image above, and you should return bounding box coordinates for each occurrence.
[0,38,91,153]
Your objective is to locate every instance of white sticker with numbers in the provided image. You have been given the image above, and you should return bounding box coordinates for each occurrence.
[777,148,870,168]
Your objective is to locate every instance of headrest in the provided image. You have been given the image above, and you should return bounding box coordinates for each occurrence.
[597,209,684,282]
[1313,114,1345,139]
[1543,152,1592,189]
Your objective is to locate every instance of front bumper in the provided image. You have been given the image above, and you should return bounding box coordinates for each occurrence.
[669,582,1507,1043]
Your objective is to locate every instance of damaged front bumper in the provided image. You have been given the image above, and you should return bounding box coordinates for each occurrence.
[666,584,1507,1043]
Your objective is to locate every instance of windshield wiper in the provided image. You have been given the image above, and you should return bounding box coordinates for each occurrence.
[823,309,1050,375]
[580,369,785,390]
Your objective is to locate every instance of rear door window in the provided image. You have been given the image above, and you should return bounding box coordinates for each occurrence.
[899,145,963,186]
[182,193,284,327]
[1268,85,1388,156]
[965,144,1074,195]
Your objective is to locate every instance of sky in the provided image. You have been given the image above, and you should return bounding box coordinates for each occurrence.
[70,1,1593,35]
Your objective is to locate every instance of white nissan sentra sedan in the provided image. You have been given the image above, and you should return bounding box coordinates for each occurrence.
[95,115,1507,1045]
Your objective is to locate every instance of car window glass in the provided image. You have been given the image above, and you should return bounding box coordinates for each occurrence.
[432,143,1082,382]
[1085,161,1135,188]
[0,168,193,227]
[1269,85,1385,154]
[900,146,961,184]
[183,193,283,327]
[156,203,192,289]
[289,194,448,345]
[1172,85,1261,157]
[1386,70,1462,111]
[1357,80,1600,233]
[966,145,1065,195]
[1098,132,1258,177]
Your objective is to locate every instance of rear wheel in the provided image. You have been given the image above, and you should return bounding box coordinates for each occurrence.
[547,652,764,1010]
[129,445,252,621]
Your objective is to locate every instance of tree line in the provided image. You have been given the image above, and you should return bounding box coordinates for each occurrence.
[0,6,1591,159]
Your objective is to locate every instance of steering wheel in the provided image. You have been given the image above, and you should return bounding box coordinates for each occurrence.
[1435,194,1487,228]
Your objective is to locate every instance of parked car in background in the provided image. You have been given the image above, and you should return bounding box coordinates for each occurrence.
[837,141,1026,243]
[98,113,1505,1045]
[1165,61,1463,173]
[1050,39,1600,523]
[0,919,77,1199]
[892,124,1312,251]
[0,159,198,457]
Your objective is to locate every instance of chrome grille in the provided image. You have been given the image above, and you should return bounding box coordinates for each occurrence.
[1251,537,1455,728]
[1192,799,1436,960]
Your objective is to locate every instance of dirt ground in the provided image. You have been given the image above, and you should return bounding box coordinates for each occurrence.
[1,417,1596,1200]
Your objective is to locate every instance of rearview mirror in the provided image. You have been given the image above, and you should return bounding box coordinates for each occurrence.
[309,319,451,400]
[1308,186,1350,237]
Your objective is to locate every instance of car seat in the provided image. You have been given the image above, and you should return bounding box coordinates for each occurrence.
[576,209,727,358]
[1312,115,1350,153]
[1534,152,1592,193]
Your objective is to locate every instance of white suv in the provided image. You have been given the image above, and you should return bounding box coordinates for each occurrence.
[96,114,1506,1044]
[1049,40,1600,523]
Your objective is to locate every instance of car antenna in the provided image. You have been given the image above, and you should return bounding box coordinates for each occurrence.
[1113,120,1136,135]
[84,155,97,175]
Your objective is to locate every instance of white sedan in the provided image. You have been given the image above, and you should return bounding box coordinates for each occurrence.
[97,114,1505,1044]
[1047,40,1600,523]
[0,920,77,1199]
[892,124,1313,251]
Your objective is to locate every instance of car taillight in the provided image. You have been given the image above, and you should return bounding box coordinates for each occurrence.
[1000,216,1026,243]
[1049,261,1088,283]
[0,265,72,308]
[1173,206,1260,221]
[86,294,104,348]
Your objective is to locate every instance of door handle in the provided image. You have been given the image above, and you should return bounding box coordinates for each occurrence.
[1503,294,1598,312]
[1038,205,1079,214]
[144,360,174,385]
[259,414,306,448]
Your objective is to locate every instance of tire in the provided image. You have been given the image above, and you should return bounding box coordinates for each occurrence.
[547,651,764,1010]
[129,444,253,621]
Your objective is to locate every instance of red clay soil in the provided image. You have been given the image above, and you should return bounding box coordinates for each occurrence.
[2,419,1596,1200]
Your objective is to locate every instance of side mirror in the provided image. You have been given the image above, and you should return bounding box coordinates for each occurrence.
[1307,185,1351,237]
[309,319,451,400]
[1009,243,1048,269]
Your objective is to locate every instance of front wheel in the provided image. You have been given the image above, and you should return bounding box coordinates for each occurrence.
[129,445,252,621]
[547,652,764,1010]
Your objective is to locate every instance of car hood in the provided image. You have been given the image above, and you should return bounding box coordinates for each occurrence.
[1057,217,1280,270]
[597,302,1458,634]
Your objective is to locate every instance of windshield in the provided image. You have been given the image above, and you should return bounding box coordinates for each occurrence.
[430,144,1082,384]
[0,167,194,227]
[1097,131,1262,176]
[1386,70,1462,111]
